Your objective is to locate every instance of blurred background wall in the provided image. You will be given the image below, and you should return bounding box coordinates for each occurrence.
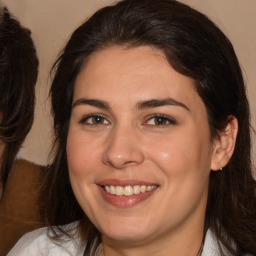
[1,0,256,166]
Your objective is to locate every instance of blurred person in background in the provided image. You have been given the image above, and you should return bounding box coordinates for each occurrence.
[0,6,44,256]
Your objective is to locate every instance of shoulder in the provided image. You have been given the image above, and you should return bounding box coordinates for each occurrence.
[2,158,45,204]
[7,222,85,256]
[7,226,51,256]
[12,158,46,176]
[0,159,46,256]
[1,158,45,219]
[8,159,46,194]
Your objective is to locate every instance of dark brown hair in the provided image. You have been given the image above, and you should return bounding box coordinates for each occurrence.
[0,7,38,191]
[45,0,256,255]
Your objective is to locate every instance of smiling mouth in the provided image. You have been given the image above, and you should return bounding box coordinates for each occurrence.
[103,185,157,196]
[99,181,158,207]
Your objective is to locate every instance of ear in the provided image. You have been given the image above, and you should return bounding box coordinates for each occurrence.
[211,116,238,171]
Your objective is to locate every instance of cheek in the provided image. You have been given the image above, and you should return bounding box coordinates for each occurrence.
[149,133,211,214]
[66,128,102,180]
[148,129,212,182]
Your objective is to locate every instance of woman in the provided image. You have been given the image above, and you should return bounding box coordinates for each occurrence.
[8,0,256,255]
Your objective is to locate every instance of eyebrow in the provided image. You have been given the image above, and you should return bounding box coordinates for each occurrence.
[72,97,190,111]
[136,98,190,111]
[72,99,110,110]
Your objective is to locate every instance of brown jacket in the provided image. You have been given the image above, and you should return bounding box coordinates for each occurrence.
[0,159,45,256]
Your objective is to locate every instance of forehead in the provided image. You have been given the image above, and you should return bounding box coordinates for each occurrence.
[73,45,203,112]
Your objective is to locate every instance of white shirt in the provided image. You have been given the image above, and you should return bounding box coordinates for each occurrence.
[7,222,234,256]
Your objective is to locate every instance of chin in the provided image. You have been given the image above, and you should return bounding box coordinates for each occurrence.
[102,229,153,245]
[98,216,154,243]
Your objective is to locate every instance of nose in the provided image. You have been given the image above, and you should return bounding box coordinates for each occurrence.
[102,124,144,169]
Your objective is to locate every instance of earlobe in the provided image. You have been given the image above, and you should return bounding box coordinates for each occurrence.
[211,116,238,171]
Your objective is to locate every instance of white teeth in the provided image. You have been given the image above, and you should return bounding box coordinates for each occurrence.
[115,186,124,196]
[110,185,115,195]
[104,184,156,196]
[124,185,133,196]
[105,186,110,193]
[133,185,141,194]
[140,185,146,193]
[146,185,155,191]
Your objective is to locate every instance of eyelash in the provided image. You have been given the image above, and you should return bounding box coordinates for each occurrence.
[79,114,176,127]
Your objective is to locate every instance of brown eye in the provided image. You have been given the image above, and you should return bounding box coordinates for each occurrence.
[91,116,104,124]
[80,115,109,125]
[146,114,176,126]
[154,117,169,125]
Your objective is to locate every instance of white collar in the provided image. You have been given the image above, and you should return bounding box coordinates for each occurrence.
[202,229,234,256]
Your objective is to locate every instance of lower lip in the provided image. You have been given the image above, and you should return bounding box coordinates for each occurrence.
[98,186,157,208]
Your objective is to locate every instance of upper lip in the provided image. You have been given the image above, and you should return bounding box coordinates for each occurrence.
[97,179,158,187]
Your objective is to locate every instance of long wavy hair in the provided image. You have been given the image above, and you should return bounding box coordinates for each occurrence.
[44,0,256,255]
[0,7,38,192]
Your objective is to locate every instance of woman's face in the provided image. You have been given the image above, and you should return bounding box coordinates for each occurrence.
[67,46,218,247]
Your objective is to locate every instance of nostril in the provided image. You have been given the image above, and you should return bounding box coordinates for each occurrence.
[103,157,144,169]
[102,132,144,168]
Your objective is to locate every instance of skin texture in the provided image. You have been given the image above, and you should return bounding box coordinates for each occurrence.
[67,46,237,256]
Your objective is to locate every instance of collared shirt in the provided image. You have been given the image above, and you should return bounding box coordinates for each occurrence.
[7,222,235,256]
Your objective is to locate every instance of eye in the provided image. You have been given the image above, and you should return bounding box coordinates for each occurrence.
[145,114,176,126]
[80,114,110,125]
